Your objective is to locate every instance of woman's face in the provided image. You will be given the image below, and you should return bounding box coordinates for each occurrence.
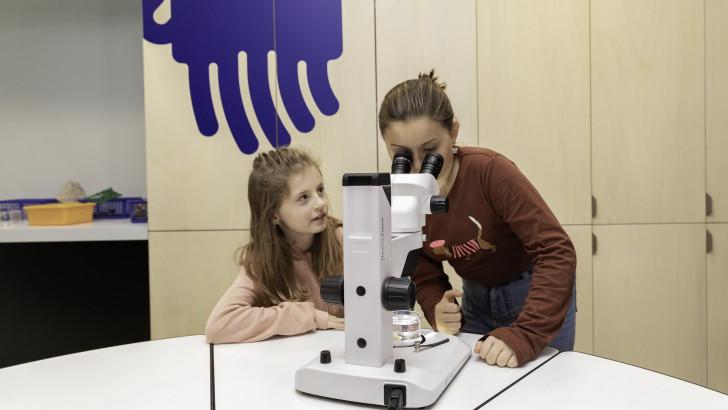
[382,116,459,175]
[275,165,329,240]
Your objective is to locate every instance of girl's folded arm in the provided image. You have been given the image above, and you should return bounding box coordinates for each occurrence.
[205,269,327,344]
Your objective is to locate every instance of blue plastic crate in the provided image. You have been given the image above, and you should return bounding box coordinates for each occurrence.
[91,197,144,219]
[0,198,57,220]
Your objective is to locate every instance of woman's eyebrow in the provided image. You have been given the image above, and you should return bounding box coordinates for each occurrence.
[392,138,438,149]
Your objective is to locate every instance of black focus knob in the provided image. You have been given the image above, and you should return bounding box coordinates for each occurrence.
[394,359,406,373]
[382,277,416,311]
[320,276,344,305]
[430,196,448,214]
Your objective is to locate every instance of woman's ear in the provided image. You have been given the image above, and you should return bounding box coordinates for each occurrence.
[272,215,280,225]
[450,119,460,145]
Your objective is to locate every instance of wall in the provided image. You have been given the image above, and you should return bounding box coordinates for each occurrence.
[0,0,146,199]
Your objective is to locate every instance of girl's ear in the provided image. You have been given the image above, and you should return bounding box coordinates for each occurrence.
[272,214,281,225]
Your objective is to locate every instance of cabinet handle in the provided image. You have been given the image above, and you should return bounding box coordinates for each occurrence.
[592,195,597,219]
[592,233,597,255]
[706,193,713,217]
[707,230,713,254]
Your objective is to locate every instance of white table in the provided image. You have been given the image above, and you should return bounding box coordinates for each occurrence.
[0,220,147,243]
[212,331,558,409]
[484,351,728,409]
[2,335,725,410]
[0,336,210,410]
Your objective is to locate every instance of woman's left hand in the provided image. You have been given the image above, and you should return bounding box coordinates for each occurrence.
[474,336,518,368]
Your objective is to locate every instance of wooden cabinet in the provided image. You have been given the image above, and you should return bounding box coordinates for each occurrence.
[149,231,244,339]
[591,0,705,224]
[707,0,728,223]
[375,0,478,171]
[708,224,728,393]
[477,0,591,225]
[563,225,593,354]
[593,224,707,384]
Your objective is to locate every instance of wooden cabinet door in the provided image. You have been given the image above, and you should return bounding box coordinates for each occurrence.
[593,224,706,384]
[149,231,245,339]
[708,224,728,393]
[591,0,705,224]
[564,225,594,354]
[477,0,591,225]
[375,0,478,172]
[707,0,728,223]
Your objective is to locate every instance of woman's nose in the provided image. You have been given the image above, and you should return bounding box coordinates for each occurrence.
[411,156,422,173]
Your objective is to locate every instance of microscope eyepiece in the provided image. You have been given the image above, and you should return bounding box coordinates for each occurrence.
[391,151,412,174]
[420,153,444,178]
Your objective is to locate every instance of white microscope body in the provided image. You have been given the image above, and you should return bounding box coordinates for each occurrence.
[295,154,471,409]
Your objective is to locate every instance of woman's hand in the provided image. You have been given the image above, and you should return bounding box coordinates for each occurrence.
[434,289,463,335]
[474,335,518,367]
[327,314,345,330]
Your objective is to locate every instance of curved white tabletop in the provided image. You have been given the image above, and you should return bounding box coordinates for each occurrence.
[2,333,725,410]
[484,351,728,410]
[0,336,210,410]
[211,331,558,409]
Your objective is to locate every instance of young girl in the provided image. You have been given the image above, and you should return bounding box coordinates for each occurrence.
[205,147,345,343]
[378,70,577,368]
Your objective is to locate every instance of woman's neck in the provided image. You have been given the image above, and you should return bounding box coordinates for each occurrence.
[438,154,460,197]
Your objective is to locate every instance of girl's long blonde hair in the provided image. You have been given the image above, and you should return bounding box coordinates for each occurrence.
[241,147,343,307]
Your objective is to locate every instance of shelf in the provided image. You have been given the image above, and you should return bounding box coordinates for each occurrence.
[0,220,147,243]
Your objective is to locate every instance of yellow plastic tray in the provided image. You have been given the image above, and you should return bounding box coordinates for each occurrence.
[23,202,95,226]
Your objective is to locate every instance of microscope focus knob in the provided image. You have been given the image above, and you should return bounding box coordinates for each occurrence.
[382,277,416,311]
[320,275,345,305]
[430,196,448,214]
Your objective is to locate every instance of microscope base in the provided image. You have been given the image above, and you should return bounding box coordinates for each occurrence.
[295,334,471,408]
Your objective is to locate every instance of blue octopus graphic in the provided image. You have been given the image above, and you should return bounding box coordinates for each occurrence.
[143,0,343,154]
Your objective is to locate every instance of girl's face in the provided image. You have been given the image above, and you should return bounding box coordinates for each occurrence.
[382,117,459,174]
[275,165,329,240]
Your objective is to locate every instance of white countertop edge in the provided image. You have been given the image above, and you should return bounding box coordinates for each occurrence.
[0,220,148,243]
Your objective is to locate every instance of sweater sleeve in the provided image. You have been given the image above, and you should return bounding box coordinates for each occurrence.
[412,250,452,329]
[205,267,328,344]
[483,155,577,365]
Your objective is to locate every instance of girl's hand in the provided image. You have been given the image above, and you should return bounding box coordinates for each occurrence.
[327,314,345,330]
[474,336,518,368]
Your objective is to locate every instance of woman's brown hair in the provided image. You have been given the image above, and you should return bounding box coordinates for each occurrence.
[240,147,343,307]
[378,69,454,135]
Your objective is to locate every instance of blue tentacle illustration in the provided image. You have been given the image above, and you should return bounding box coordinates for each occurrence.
[278,56,315,133]
[219,55,258,154]
[188,63,218,136]
[142,0,172,45]
[142,0,342,154]
[248,52,289,147]
[307,60,339,116]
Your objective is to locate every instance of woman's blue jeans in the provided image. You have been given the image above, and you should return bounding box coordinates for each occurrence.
[460,268,576,352]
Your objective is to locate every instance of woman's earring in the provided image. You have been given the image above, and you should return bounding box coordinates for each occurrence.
[452,145,459,154]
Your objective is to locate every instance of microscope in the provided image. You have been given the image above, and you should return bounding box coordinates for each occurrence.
[295,153,471,409]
